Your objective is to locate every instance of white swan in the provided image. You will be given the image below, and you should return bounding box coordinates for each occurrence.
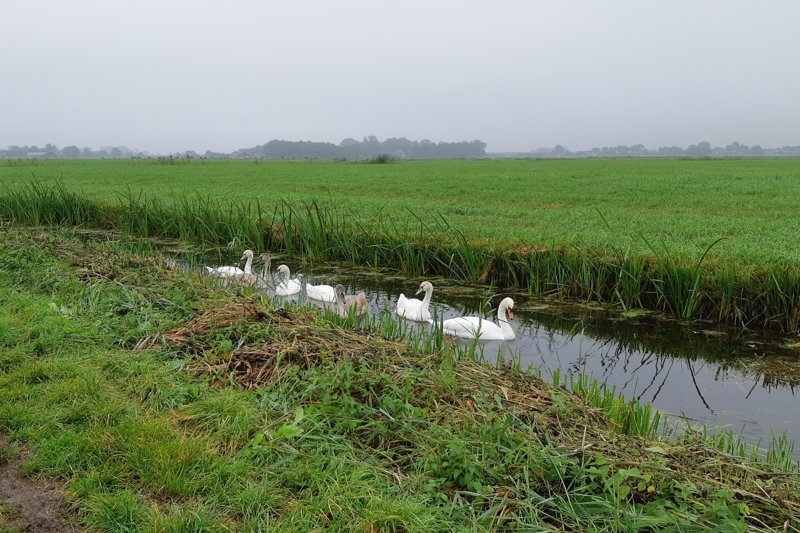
[275,264,302,296]
[241,250,255,274]
[306,281,337,303]
[227,252,271,287]
[396,281,434,323]
[335,284,367,317]
[205,249,253,277]
[442,297,516,341]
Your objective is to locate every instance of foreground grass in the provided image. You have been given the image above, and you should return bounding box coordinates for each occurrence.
[0,225,799,531]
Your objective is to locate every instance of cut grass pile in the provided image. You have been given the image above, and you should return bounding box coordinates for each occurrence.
[0,225,799,531]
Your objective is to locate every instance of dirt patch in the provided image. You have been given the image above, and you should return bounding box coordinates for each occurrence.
[0,436,79,532]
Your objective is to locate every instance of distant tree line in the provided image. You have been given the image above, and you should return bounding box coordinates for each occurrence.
[0,144,141,159]
[231,136,487,160]
[0,137,487,160]
[493,141,800,158]
[4,139,800,160]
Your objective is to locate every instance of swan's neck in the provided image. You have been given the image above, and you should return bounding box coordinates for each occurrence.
[336,294,346,315]
[243,255,253,274]
[421,287,432,307]
[497,303,515,339]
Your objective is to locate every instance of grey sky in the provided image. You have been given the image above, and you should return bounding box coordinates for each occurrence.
[2,1,799,153]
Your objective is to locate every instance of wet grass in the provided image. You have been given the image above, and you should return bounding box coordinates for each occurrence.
[0,225,799,531]
[3,177,800,332]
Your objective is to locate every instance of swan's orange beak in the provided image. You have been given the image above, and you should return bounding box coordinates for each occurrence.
[507,310,515,320]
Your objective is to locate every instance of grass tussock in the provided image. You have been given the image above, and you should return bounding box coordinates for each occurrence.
[1,224,798,531]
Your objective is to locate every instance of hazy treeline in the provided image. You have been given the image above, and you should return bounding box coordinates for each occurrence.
[4,139,800,160]
[231,136,487,159]
[0,137,487,160]
[0,144,139,159]
[495,141,800,158]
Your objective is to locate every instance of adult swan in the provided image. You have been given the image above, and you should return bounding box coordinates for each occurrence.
[396,281,434,323]
[275,265,302,296]
[306,281,337,303]
[206,249,254,277]
[442,297,515,341]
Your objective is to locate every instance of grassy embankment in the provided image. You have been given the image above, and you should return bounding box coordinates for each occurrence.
[0,225,799,531]
[2,158,800,331]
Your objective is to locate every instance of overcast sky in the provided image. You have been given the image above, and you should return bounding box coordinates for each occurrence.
[2,1,799,154]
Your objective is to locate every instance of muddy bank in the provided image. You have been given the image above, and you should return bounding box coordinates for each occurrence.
[0,436,79,532]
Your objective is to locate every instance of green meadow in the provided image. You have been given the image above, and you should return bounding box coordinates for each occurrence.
[2,158,800,330]
[2,158,799,264]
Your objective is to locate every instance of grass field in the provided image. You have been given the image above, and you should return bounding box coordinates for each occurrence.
[2,158,799,265]
[2,158,800,330]
[1,225,798,531]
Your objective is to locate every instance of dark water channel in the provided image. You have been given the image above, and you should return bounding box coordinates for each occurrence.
[189,247,800,452]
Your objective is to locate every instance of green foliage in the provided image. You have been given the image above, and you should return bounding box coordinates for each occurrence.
[562,373,662,437]
[3,159,800,330]
[83,491,151,532]
[0,225,798,531]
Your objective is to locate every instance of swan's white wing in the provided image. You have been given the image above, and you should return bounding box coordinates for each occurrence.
[397,293,408,307]
[276,279,302,296]
[442,316,503,340]
[397,295,431,322]
[275,285,289,296]
[207,265,245,277]
[396,294,416,316]
[307,284,336,303]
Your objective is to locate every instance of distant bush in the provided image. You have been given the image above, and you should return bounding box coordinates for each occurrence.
[366,154,398,164]
[6,159,40,167]
[154,155,192,165]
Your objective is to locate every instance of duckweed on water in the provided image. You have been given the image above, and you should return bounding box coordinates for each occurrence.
[0,225,798,531]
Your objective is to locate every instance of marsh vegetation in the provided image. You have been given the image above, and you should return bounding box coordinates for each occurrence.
[2,157,800,331]
[1,225,798,530]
